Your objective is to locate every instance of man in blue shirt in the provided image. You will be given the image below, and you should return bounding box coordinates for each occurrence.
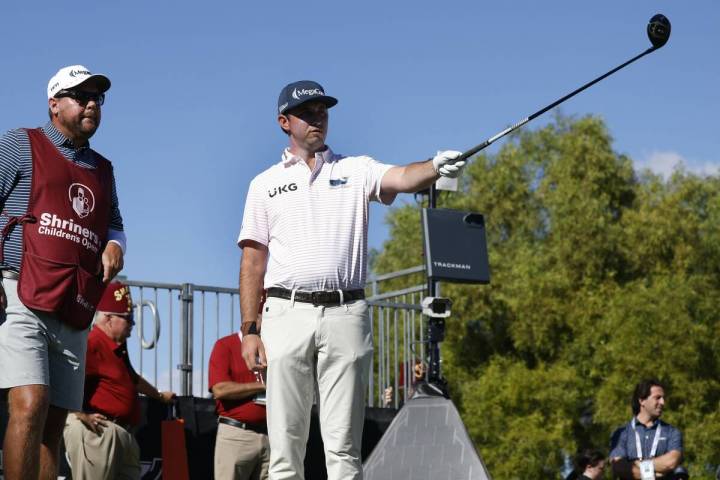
[609,379,684,479]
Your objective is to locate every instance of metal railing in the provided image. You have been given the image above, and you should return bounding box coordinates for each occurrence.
[366,266,426,408]
[123,266,427,407]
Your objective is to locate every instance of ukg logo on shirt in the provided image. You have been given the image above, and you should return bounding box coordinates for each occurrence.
[268,183,298,198]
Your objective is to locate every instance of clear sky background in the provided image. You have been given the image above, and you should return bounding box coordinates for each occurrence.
[1,1,718,289]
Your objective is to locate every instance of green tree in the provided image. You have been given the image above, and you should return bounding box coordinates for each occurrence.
[373,115,720,479]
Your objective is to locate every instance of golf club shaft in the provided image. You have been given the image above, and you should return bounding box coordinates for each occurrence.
[458,46,657,161]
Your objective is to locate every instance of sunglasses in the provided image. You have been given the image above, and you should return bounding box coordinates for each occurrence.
[54,89,105,106]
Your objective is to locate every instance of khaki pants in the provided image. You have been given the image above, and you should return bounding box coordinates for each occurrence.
[262,297,373,480]
[63,413,140,480]
[214,422,270,480]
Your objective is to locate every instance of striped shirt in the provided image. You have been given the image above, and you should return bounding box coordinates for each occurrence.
[238,147,393,291]
[0,122,124,271]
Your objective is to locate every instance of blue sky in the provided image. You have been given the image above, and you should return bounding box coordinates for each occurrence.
[2,1,718,288]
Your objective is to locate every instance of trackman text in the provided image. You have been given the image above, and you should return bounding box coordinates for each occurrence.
[433,261,471,270]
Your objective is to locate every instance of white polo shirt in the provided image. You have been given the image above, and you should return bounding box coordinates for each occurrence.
[238,147,394,291]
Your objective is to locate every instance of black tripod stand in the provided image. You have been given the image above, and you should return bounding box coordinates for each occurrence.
[363,182,493,480]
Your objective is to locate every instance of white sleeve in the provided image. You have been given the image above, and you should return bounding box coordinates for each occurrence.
[363,156,395,205]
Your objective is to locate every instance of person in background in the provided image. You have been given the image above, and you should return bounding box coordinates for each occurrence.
[610,379,684,479]
[63,281,174,480]
[383,359,427,407]
[564,450,606,480]
[209,330,269,480]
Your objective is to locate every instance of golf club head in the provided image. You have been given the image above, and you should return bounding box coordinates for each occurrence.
[647,13,671,48]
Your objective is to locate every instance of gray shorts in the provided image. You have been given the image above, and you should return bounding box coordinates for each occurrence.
[0,277,88,411]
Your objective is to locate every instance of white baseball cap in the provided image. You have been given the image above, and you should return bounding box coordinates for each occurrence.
[47,65,111,99]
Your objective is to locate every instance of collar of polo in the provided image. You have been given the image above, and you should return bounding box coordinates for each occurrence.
[43,121,90,150]
[282,146,334,167]
[634,416,661,429]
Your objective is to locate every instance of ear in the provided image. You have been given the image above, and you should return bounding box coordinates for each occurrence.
[278,114,290,134]
[48,97,59,116]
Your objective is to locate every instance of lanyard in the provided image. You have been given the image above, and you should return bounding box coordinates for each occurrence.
[631,418,661,460]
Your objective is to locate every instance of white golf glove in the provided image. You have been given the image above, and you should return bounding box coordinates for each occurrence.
[431,150,466,178]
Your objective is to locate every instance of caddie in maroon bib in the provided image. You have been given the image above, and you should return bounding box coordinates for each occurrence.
[10,128,112,329]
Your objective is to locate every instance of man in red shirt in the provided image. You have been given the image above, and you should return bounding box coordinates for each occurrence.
[209,332,269,480]
[63,281,174,480]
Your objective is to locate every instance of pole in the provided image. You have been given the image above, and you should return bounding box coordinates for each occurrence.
[179,283,194,396]
[425,183,446,393]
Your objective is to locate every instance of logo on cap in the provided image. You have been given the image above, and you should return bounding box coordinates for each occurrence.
[68,183,95,218]
[113,285,133,312]
[292,88,324,100]
[69,69,91,78]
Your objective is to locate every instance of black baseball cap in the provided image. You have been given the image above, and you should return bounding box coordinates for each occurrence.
[277,80,338,115]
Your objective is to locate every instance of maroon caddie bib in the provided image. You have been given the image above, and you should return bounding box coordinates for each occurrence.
[14,128,112,329]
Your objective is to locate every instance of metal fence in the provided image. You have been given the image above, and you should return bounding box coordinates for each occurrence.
[124,266,427,407]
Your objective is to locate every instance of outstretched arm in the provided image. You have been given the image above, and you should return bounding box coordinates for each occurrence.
[380,151,465,196]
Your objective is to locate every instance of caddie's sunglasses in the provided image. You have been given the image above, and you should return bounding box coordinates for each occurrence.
[54,89,105,106]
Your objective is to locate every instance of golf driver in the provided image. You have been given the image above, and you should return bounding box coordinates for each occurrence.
[455,13,671,162]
